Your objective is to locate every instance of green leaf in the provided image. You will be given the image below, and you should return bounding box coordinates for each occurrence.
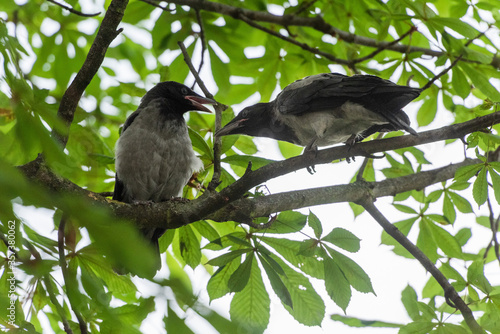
[417,220,439,263]
[261,237,324,279]
[228,252,254,293]
[428,223,463,258]
[221,155,276,170]
[259,254,293,309]
[178,225,201,269]
[440,262,466,287]
[272,256,325,326]
[308,211,323,239]
[298,239,320,257]
[207,260,240,301]
[428,17,478,38]
[330,314,402,328]
[324,256,351,312]
[399,321,437,334]
[472,167,488,206]
[278,140,303,159]
[327,248,374,294]
[192,220,220,243]
[460,64,500,102]
[165,306,195,334]
[256,245,286,276]
[401,285,420,321]
[488,167,500,205]
[448,192,473,213]
[206,248,253,267]
[322,228,360,253]
[393,204,418,214]
[454,163,482,182]
[417,90,438,126]
[263,211,307,234]
[443,193,456,224]
[230,255,270,333]
[451,67,470,99]
[188,128,213,159]
[234,135,258,155]
[467,260,492,294]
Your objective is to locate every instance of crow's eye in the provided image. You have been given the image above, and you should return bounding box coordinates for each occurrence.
[181,87,189,95]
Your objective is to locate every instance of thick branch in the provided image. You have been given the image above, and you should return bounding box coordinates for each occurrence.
[52,0,128,147]
[160,0,500,69]
[206,158,480,222]
[20,111,500,230]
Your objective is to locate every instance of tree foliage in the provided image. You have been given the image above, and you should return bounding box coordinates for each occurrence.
[1,0,500,333]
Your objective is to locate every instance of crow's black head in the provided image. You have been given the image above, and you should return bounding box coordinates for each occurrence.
[140,81,215,114]
[216,103,299,144]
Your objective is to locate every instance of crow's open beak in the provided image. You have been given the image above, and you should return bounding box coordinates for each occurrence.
[215,118,248,137]
[185,95,216,113]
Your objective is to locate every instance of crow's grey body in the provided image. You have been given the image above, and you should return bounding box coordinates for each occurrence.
[114,100,203,204]
[216,73,421,150]
[113,82,214,272]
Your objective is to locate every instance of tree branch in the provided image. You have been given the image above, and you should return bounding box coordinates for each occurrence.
[47,0,101,17]
[157,0,500,70]
[20,111,500,230]
[177,41,227,191]
[206,158,480,222]
[52,0,128,148]
[360,200,484,334]
[237,13,352,68]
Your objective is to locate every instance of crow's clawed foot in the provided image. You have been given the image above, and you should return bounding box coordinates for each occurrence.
[303,144,318,174]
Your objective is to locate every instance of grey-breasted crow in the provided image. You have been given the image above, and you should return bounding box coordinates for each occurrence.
[216,73,420,151]
[113,81,215,272]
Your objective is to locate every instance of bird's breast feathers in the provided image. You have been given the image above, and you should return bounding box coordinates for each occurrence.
[115,106,203,202]
[278,101,388,147]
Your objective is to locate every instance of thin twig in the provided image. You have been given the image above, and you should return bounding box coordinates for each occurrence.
[58,217,88,334]
[47,0,101,17]
[138,0,173,11]
[25,242,74,334]
[177,41,213,98]
[356,133,383,182]
[352,26,417,64]
[238,13,352,68]
[423,27,491,91]
[360,199,484,334]
[195,9,207,76]
[293,0,318,15]
[484,197,500,264]
[177,41,226,191]
[421,55,463,91]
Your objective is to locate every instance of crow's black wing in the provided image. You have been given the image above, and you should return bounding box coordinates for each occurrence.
[276,73,421,134]
[277,73,421,115]
[112,174,126,202]
[276,73,348,115]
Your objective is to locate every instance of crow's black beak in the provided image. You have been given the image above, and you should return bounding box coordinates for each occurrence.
[215,119,248,137]
[185,95,216,113]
